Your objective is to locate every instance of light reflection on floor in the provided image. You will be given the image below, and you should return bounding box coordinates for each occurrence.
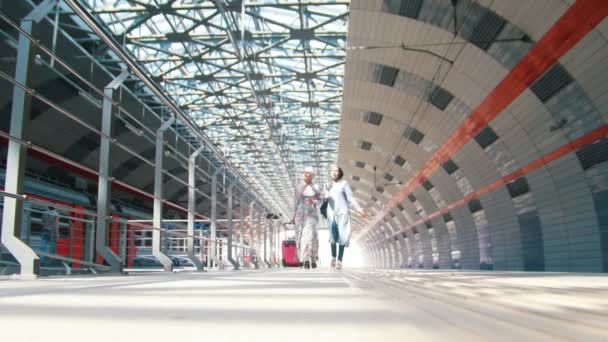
[1,269,606,341]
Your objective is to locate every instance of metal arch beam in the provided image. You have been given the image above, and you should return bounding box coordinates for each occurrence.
[355,0,608,241]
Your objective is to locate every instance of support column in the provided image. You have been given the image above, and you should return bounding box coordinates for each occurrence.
[226,183,239,269]
[389,245,394,268]
[1,0,57,277]
[363,240,372,268]
[269,218,275,267]
[118,222,127,264]
[239,194,246,267]
[210,166,225,269]
[96,67,128,272]
[372,242,381,268]
[264,214,272,268]
[257,208,263,268]
[249,202,258,269]
[152,115,175,271]
[248,201,254,268]
[382,244,389,268]
[275,220,280,266]
[187,145,205,271]
[398,233,409,268]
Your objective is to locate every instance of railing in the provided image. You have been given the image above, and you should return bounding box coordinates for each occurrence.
[0,190,265,276]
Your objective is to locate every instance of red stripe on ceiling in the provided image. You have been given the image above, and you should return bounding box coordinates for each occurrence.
[365,0,608,234]
[385,124,608,242]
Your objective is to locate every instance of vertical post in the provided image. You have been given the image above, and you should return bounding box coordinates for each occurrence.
[276,221,280,266]
[269,218,274,267]
[20,202,31,244]
[187,145,205,271]
[249,202,258,269]
[210,166,225,269]
[262,212,267,267]
[118,222,127,264]
[152,115,175,271]
[96,67,128,272]
[226,183,238,269]
[239,194,246,267]
[263,212,271,267]
[1,0,57,277]
[85,221,95,263]
[257,208,263,269]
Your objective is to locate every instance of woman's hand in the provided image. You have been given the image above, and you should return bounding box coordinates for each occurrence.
[356,208,368,219]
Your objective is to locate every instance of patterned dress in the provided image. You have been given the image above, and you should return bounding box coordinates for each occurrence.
[294,182,320,263]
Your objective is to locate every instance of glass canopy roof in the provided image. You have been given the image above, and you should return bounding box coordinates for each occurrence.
[84,0,349,216]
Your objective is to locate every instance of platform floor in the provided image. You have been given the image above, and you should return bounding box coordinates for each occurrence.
[1,269,607,341]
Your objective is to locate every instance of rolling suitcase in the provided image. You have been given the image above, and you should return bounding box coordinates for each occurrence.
[281,240,301,267]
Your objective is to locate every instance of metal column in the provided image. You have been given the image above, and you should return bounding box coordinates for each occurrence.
[249,202,258,269]
[118,223,127,264]
[239,194,246,267]
[263,213,270,268]
[210,166,225,269]
[96,67,128,272]
[268,219,275,267]
[1,0,57,277]
[152,115,176,271]
[187,145,205,271]
[257,208,263,268]
[226,183,239,269]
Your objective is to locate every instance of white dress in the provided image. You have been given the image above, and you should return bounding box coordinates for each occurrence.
[326,180,361,247]
[294,182,320,263]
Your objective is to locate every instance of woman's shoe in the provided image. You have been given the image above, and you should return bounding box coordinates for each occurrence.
[330,258,336,268]
[336,261,342,270]
[311,261,317,269]
[304,261,310,269]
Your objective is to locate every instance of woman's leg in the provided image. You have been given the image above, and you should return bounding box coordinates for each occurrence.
[338,245,345,261]
[298,220,313,265]
[331,218,339,267]
[330,243,337,267]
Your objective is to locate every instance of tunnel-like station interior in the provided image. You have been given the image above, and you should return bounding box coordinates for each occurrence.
[1,0,607,340]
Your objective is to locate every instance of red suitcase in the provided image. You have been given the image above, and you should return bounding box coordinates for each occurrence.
[281,240,301,267]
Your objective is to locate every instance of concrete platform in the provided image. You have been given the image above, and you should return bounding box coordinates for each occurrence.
[0,269,607,341]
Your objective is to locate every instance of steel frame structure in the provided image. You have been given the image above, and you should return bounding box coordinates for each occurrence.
[81,0,350,216]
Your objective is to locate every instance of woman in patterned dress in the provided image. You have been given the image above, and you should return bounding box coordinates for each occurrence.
[289,166,321,269]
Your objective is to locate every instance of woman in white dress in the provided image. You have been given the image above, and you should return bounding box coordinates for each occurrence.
[325,165,367,269]
[290,167,321,269]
